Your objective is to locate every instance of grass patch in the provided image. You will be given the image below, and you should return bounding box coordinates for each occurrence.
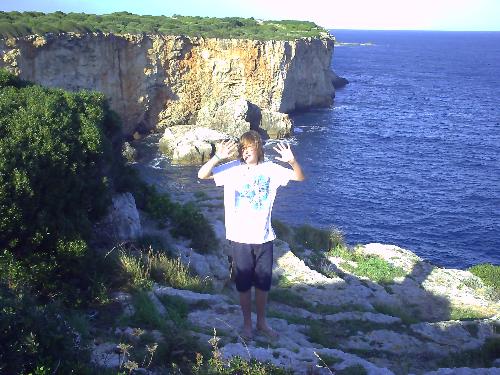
[119,248,153,291]
[127,290,167,330]
[468,263,500,300]
[115,291,203,372]
[150,251,213,293]
[272,218,295,245]
[116,246,213,294]
[132,182,218,252]
[449,305,491,321]
[190,330,293,375]
[293,224,345,252]
[272,220,346,253]
[158,294,190,329]
[329,246,406,284]
[275,273,294,288]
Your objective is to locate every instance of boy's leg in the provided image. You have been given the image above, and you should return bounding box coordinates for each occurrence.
[239,290,253,338]
[231,241,255,339]
[255,287,269,328]
[255,288,278,338]
[253,242,279,338]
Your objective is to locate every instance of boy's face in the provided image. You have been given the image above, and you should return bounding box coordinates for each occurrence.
[241,144,259,165]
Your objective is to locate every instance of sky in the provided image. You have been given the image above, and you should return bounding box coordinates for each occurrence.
[2,0,500,31]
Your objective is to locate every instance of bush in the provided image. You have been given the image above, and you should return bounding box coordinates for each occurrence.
[0,68,30,88]
[0,284,89,374]
[293,224,344,251]
[0,69,121,303]
[170,201,218,252]
[130,181,218,253]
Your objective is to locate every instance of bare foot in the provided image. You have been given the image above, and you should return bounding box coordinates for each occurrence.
[256,324,279,340]
[240,326,253,341]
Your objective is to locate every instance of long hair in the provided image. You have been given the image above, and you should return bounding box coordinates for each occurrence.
[238,130,264,163]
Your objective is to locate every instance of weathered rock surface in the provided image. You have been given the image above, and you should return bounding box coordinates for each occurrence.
[0,33,335,138]
[93,192,142,243]
[90,191,499,374]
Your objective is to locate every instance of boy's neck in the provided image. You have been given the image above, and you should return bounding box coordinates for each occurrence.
[244,160,259,167]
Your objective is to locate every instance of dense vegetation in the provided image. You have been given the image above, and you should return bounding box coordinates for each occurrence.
[0,11,327,40]
[0,69,221,373]
[0,69,120,303]
[0,69,121,372]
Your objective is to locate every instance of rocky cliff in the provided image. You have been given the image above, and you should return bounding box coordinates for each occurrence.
[0,32,336,140]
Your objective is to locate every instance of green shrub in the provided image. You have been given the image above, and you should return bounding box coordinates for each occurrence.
[128,290,167,330]
[130,181,218,252]
[468,263,500,299]
[0,69,121,304]
[170,201,218,252]
[0,285,89,374]
[293,224,330,251]
[272,218,294,244]
[0,68,29,88]
[292,224,345,251]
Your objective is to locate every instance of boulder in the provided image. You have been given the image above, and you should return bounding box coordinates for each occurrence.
[93,193,142,244]
[158,99,293,165]
[158,125,230,165]
[260,109,293,139]
[332,71,349,88]
[195,97,252,137]
[195,97,293,139]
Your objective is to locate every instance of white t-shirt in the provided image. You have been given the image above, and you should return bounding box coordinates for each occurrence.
[213,160,294,244]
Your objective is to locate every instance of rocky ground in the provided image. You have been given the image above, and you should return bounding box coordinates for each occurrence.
[92,189,499,375]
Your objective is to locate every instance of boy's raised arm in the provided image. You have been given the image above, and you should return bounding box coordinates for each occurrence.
[273,142,305,181]
[197,139,238,179]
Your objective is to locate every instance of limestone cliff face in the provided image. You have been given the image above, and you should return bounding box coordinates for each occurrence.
[0,33,335,136]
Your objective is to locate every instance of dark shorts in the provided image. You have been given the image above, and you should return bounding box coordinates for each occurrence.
[230,241,273,292]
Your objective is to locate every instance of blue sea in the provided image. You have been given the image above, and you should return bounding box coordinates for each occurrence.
[136,30,500,269]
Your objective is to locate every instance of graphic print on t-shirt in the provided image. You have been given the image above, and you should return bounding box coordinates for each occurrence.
[235,175,270,210]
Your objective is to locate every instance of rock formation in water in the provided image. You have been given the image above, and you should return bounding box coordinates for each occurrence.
[1,32,338,164]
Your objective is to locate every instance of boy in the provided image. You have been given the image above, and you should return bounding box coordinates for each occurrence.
[197,130,305,339]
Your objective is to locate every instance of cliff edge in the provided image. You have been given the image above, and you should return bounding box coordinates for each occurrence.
[0,32,337,140]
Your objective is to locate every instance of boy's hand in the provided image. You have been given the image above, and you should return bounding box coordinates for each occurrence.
[274,142,296,164]
[216,139,238,160]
